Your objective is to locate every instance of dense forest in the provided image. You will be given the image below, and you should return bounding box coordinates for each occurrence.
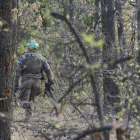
[0,0,140,139]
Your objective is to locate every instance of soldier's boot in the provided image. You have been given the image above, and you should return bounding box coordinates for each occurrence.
[24,101,34,121]
[20,101,32,122]
[20,101,34,122]
[24,106,32,121]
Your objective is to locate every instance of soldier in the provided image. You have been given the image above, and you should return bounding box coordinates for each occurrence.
[14,40,54,121]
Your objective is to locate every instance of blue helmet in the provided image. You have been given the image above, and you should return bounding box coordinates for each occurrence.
[26,40,39,48]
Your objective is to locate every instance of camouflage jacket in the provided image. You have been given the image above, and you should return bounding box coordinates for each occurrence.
[15,50,53,86]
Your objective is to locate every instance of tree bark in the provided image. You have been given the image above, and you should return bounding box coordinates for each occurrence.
[101,0,120,109]
[136,0,140,112]
[94,0,100,31]
[137,0,140,49]
[136,0,140,63]
[116,0,126,68]
[0,0,17,139]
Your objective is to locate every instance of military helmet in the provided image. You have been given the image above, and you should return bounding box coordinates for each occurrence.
[26,40,39,48]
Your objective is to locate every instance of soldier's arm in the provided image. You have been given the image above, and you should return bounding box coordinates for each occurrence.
[43,58,54,84]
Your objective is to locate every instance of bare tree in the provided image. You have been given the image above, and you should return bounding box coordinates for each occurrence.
[101,0,120,109]
[116,0,126,63]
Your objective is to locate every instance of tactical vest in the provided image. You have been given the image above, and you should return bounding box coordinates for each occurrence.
[22,53,43,75]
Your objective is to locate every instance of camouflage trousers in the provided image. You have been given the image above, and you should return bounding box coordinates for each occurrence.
[19,78,42,108]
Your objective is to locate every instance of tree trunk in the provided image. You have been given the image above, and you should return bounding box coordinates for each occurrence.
[0,0,17,139]
[101,0,120,110]
[136,0,140,112]
[116,0,126,68]
[94,0,100,31]
[137,0,140,50]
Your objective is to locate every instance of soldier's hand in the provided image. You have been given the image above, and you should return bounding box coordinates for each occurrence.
[44,81,54,93]
[44,81,55,100]
[48,79,55,85]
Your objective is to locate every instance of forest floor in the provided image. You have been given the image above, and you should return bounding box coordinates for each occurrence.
[11,96,139,140]
[11,97,94,140]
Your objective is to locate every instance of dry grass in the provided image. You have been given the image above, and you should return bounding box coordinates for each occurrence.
[11,95,140,140]
[12,96,92,140]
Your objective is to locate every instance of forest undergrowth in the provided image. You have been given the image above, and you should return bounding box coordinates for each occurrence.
[11,94,140,140]
[11,96,101,140]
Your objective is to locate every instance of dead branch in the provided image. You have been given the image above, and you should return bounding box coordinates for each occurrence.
[110,56,133,67]
[73,125,113,140]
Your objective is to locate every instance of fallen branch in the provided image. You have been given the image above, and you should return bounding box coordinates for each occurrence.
[73,125,113,140]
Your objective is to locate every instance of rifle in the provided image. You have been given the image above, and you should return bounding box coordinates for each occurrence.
[44,82,56,101]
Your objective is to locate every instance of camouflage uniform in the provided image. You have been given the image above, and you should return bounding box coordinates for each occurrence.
[15,50,53,119]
